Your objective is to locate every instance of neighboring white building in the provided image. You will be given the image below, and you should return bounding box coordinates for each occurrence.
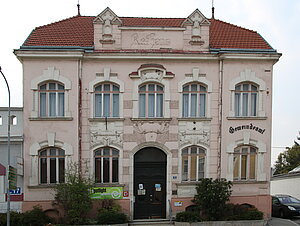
[0,107,24,212]
[271,166,300,200]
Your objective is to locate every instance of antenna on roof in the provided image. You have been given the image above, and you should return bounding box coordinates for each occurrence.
[212,0,215,19]
[77,0,81,16]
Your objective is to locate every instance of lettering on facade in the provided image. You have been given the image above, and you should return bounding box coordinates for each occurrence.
[229,123,265,134]
[131,33,171,48]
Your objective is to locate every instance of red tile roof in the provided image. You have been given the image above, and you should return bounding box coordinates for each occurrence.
[22,15,273,50]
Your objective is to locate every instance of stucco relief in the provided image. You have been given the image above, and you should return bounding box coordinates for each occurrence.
[90,122,123,149]
[133,120,170,142]
[141,69,163,81]
[178,121,210,148]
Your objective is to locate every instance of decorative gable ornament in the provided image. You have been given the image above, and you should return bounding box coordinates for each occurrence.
[129,64,175,81]
[93,7,122,44]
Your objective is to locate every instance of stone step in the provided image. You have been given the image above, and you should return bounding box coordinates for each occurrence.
[129,219,174,226]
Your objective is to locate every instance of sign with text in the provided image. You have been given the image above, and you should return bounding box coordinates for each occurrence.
[90,187,123,200]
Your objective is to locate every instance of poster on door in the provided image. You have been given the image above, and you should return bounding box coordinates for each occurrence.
[90,187,123,199]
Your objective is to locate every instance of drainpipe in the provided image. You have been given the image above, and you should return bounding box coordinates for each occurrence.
[78,59,83,175]
[217,58,224,179]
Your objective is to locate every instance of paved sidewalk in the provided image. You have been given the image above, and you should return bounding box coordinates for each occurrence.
[267,217,299,226]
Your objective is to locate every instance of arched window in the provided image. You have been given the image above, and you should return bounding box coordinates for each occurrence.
[182,146,206,181]
[94,83,120,117]
[234,83,258,117]
[39,82,65,117]
[39,148,65,184]
[139,83,164,118]
[94,147,119,183]
[233,146,257,180]
[182,83,207,117]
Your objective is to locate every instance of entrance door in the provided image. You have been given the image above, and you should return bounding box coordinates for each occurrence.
[134,147,166,219]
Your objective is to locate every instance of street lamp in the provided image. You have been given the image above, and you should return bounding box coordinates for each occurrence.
[0,66,11,226]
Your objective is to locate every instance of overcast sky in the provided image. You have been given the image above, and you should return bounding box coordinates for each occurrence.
[0,0,299,165]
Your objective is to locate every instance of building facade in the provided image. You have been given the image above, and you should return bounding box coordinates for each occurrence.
[0,107,24,212]
[14,8,281,219]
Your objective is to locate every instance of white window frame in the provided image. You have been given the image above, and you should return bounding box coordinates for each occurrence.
[94,83,120,118]
[94,147,119,183]
[181,146,206,182]
[234,83,258,117]
[182,83,207,118]
[31,67,72,118]
[39,82,65,117]
[138,83,164,118]
[39,148,65,184]
[233,146,257,181]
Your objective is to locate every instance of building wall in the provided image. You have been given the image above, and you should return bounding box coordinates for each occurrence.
[271,174,300,200]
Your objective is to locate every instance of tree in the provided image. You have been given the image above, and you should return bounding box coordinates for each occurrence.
[274,144,300,175]
[53,163,93,225]
[193,178,232,221]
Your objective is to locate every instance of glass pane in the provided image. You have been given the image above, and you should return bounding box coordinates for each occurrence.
[182,157,188,181]
[95,150,101,156]
[200,85,206,92]
[58,84,64,90]
[235,93,240,116]
[157,85,163,91]
[95,85,102,92]
[250,154,256,179]
[95,94,102,117]
[58,93,64,116]
[235,85,241,91]
[199,93,206,117]
[198,157,205,179]
[190,94,197,117]
[112,157,118,182]
[148,84,155,91]
[241,155,247,180]
[251,93,257,116]
[50,149,57,156]
[190,156,197,181]
[182,94,189,117]
[139,94,146,117]
[103,148,110,156]
[233,155,240,180]
[40,93,46,117]
[113,94,119,117]
[148,94,155,117]
[242,148,248,154]
[183,85,189,92]
[103,94,110,117]
[50,158,56,183]
[191,146,197,154]
[113,85,119,91]
[103,157,110,183]
[191,84,197,91]
[243,84,249,91]
[59,158,65,183]
[39,84,46,90]
[250,147,256,154]
[112,149,119,156]
[156,94,163,117]
[182,148,188,155]
[251,85,257,91]
[242,93,248,116]
[40,158,47,184]
[58,149,65,156]
[49,93,56,116]
[95,158,101,183]
[139,85,146,91]
[49,83,56,90]
[104,84,110,91]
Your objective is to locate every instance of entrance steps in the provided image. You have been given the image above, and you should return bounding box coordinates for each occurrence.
[130,219,174,226]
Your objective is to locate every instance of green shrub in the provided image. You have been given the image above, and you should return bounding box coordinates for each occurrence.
[97,208,128,224]
[224,204,263,221]
[193,178,232,221]
[175,211,201,222]
[22,206,53,226]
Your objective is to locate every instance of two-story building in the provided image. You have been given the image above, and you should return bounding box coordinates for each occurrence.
[14,7,281,219]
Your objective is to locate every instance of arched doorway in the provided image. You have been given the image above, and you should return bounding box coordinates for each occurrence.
[134,147,167,219]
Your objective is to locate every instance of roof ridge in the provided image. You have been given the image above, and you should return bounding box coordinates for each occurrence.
[120,16,185,19]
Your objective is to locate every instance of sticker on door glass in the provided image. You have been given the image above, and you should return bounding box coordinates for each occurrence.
[138,189,146,195]
[155,184,161,191]
[139,184,143,189]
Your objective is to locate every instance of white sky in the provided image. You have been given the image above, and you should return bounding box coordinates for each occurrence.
[0,0,299,165]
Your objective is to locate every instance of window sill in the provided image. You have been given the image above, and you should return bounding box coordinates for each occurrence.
[178,117,212,122]
[227,116,267,120]
[29,117,73,121]
[176,181,201,186]
[232,180,267,184]
[93,183,125,187]
[28,184,57,189]
[131,118,172,121]
[89,117,125,122]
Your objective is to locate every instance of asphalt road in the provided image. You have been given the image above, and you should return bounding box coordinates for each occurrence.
[268,217,300,226]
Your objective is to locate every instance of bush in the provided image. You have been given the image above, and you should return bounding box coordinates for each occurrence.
[97,208,128,224]
[175,211,201,222]
[193,178,232,220]
[224,203,263,221]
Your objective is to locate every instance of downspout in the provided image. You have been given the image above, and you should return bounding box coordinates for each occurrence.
[217,58,224,179]
[78,58,83,175]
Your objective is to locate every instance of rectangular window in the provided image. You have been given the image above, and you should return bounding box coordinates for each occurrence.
[103,157,110,183]
[40,158,47,184]
[113,94,119,117]
[139,94,146,117]
[183,94,189,117]
[40,93,46,117]
[112,157,119,182]
[95,94,102,117]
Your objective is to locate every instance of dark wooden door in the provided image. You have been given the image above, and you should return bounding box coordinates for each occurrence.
[134,148,166,219]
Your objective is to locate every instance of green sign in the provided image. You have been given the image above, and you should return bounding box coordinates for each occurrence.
[90,187,123,200]
[8,166,17,190]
